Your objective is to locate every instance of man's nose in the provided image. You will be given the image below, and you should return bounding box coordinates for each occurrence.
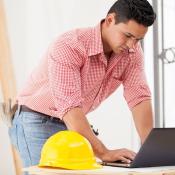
[126,38,136,49]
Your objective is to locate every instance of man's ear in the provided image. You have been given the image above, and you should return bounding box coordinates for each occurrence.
[105,13,116,26]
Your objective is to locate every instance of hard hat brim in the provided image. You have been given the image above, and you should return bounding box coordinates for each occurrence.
[39,161,102,170]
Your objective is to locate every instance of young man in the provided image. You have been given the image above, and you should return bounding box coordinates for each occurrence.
[9,0,156,168]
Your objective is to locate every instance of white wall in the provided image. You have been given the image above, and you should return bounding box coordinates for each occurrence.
[3,0,26,91]
[162,0,175,127]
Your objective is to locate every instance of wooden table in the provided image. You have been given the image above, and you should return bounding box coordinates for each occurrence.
[23,166,175,175]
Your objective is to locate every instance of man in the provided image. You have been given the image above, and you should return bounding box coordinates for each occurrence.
[9,0,156,168]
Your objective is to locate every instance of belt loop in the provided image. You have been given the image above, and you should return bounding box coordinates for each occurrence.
[17,105,21,116]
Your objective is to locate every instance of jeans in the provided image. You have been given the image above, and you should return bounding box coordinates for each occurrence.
[8,107,67,174]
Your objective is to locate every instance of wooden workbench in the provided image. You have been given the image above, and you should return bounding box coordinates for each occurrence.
[24,166,175,175]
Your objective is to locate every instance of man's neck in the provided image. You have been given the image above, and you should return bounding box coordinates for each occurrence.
[105,51,113,59]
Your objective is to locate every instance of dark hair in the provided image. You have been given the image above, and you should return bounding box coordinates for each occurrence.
[108,0,156,27]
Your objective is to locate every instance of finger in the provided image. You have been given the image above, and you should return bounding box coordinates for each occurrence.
[125,149,136,156]
[121,151,135,161]
[130,150,137,156]
[119,156,132,164]
[127,152,136,160]
[123,149,136,159]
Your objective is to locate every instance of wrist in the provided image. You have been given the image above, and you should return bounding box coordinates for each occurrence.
[92,139,109,159]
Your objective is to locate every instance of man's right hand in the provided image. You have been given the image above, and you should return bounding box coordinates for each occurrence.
[99,148,136,163]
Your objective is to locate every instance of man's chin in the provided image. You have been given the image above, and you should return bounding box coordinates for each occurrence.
[115,48,128,54]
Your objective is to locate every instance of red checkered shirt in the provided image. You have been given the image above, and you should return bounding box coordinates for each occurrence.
[17,22,151,119]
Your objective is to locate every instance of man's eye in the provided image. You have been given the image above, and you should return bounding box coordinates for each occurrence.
[125,34,131,38]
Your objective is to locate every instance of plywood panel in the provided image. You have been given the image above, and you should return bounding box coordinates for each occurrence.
[0,0,16,103]
[0,0,22,175]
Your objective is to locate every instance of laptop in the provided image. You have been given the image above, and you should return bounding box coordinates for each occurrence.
[102,128,175,168]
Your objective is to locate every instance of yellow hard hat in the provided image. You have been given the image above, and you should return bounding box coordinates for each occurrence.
[39,130,102,170]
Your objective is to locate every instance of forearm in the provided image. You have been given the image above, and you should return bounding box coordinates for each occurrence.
[132,100,153,143]
[63,107,108,159]
[63,107,136,162]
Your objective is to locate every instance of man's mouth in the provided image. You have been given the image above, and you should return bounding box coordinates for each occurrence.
[119,46,129,52]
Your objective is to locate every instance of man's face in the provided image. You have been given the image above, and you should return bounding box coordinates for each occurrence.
[103,15,148,54]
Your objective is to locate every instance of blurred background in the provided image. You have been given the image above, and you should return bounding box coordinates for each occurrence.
[0,0,175,174]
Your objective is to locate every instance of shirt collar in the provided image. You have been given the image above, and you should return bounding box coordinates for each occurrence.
[87,21,104,56]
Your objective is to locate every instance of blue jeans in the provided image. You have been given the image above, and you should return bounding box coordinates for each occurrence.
[8,107,67,172]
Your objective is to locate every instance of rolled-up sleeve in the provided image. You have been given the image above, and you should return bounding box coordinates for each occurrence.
[48,39,83,119]
[123,43,151,109]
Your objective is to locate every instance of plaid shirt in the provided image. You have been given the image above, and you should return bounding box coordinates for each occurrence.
[17,22,151,119]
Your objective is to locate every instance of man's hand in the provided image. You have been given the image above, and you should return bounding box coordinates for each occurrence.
[63,107,136,163]
[100,148,136,163]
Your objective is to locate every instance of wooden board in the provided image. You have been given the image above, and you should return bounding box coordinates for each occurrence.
[23,166,175,175]
[0,0,16,103]
[0,0,22,175]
